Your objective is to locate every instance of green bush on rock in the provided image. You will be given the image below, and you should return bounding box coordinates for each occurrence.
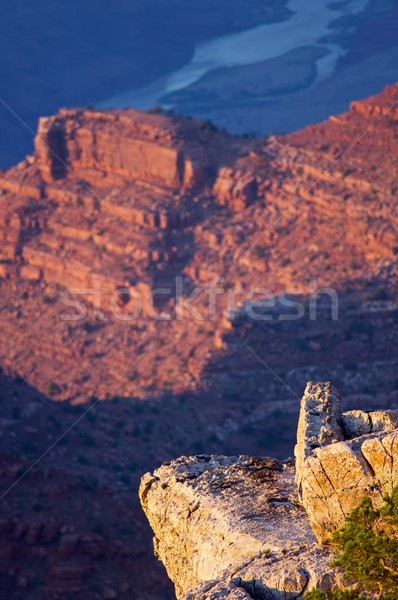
[305,487,398,600]
[305,591,366,600]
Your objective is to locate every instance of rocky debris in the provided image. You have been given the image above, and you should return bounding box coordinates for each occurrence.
[296,382,398,542]
[184,544,348,600]
[342,409,398,438]
[140,454,348,599]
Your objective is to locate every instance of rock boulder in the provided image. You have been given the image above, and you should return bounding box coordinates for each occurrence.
[295,381,398,542]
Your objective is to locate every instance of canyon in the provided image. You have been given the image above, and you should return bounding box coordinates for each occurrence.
[1,85,398,404]
[1,84,398,598]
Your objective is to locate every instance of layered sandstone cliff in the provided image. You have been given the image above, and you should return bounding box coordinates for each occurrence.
[140,382,398,599]
[34,108,241,190]
[1,87,398,403]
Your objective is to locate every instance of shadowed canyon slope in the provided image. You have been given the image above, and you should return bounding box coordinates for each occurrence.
[1,85,398,599]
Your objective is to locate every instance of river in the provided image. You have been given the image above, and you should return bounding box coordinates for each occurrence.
[99,0,369,113]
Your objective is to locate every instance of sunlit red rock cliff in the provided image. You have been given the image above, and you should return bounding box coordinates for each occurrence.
[1,85,398,599]
[2,85,398,403]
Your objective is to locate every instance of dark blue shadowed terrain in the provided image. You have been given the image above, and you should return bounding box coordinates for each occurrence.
[1,0,398,167]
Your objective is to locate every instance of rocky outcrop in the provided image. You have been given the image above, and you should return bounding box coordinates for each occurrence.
[295,381,398,542]
[34,108,240,191]
[350,83,398,121]
[139,455,347,599]
[0,106,248,320]
[213,167,258,211]
[140,383,398,598]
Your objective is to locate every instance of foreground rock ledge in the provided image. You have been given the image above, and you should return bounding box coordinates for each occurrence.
[139,455,345,599]
[139,382,398,599]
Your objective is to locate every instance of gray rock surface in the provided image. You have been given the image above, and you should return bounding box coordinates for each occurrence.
[295,382,398,542]
[140,455,347,598]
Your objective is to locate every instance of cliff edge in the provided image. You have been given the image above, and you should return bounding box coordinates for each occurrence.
[140,382,398,599]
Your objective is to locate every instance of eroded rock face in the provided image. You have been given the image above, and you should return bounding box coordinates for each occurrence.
[213,167,258,211]
[139,455,347,599]
[295,381,398,542]
[34,108,240,191]
[3,86,398,405]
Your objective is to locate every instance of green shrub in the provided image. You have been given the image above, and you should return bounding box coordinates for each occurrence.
[254,246,266,259]
[147,105,163,115]
[47,381,61,395]
[305,487,398,600]
[331,488,398,598]
[304,590,367,600]
[305,591,366,599]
